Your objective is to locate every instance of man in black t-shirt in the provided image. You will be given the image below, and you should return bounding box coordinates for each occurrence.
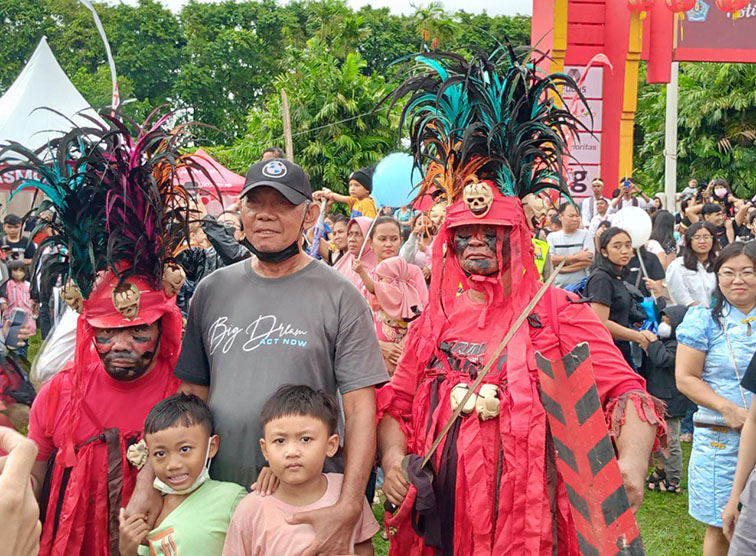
[1,214,35,265]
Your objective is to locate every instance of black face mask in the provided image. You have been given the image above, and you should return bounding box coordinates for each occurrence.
[248,240,300,263]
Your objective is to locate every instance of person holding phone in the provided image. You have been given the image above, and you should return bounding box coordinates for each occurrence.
[0,260,36,359]
[610,177,652,211]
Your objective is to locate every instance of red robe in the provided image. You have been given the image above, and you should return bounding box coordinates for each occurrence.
[28,359,179,556]
[378,287,664,555]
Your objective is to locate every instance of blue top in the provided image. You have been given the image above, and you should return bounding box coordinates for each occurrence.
[394,207,416,225]
[677,304,756,426]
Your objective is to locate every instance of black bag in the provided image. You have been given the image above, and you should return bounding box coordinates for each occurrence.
[622,281,650,326]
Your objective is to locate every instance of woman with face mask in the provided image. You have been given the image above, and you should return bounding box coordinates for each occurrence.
[676,242,756,556]
[584,227,658,368]
[666,221,719,308]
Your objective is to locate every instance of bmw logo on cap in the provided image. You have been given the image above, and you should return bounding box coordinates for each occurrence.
[262,160,288,179]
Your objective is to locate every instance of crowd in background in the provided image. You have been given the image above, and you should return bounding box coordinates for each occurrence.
[4,157,756,556]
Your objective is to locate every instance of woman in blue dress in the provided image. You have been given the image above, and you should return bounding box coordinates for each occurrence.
[677,241,756,556]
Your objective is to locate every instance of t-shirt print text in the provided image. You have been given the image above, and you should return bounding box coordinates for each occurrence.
[208,314,309,354]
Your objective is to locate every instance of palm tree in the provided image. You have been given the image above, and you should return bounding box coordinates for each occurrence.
[411,1,457,50]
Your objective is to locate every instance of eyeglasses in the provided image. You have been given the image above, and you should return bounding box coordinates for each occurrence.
[692,234,713,242]
[718,269,756,281]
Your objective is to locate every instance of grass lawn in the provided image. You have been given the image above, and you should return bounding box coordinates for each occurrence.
[370,442,704,556]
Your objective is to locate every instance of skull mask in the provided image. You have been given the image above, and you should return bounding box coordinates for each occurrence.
[61,279,84,314]
[162,262,186,297]
[112,282,141,320]
[463,182,494,218]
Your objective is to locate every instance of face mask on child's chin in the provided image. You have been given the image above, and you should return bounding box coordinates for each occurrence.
[658,322,672,339]
[153,439,212,496]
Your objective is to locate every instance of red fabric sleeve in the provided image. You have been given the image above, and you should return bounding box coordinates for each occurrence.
[375,317,426,433]
[27,381,56,462]
[548,290,648,404]
[540,289,667,451]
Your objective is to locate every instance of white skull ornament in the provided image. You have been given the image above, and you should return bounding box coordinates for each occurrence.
[463,182,494,217]
[162,262,186,297]
[112,282,141,320]
[61,279,84,314]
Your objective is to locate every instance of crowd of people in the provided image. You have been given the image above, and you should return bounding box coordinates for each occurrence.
[0,47,753,556]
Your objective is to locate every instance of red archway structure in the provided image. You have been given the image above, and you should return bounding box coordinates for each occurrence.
[533,0,756,200]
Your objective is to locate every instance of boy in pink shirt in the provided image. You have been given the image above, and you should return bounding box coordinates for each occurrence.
[223,385,379,556]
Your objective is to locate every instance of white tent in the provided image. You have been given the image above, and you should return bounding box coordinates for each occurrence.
[0,36,100,151]
[0,37,102,212]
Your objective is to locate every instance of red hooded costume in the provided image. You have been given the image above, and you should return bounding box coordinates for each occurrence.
[375,48,666,555]
[29,273,182,556]
[6,110,206,556]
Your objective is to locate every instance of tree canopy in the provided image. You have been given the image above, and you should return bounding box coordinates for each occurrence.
[634,62,756,197]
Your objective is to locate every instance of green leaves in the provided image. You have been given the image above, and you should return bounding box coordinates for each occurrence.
[215,40,399,192]
[635,63,756,198]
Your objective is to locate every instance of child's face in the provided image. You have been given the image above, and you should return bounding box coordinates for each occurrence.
[348,180,370,199]
[661,315,671,325]
[11,268,25,281]
[146,424,218,492]
[261,415,338,487]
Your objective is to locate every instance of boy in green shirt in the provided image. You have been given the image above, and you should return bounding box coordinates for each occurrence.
[119,394,246,556]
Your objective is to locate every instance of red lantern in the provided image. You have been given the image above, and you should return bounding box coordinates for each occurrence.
[716,0,748,12]
[665,0,696,12]
[628,0,656,13]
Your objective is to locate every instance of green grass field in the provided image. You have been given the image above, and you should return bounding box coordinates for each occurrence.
[370,442,704,556]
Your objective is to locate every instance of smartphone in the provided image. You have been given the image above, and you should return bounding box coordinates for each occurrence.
[5,308,28,349]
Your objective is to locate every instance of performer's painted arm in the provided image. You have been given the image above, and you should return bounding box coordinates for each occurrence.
[288,385,376,556]
[375,325,424,506]
[545,290,666,507]
[123,461,163,528]
[377,416,410,506]
[614,398,657,513]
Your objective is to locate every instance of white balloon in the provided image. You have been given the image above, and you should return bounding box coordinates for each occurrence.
[612,206,652,249]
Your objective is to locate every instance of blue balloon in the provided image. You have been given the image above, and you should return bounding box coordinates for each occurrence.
[372,153,422,208]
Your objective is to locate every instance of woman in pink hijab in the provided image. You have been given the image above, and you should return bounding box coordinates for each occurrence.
[333,217,377,295]
[372,256,428,374]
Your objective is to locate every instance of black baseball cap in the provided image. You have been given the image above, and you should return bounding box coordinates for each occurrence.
[241,158,312,204]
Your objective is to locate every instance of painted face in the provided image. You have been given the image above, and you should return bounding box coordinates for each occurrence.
[241,187,313,255]
[452,224,500,276]
[331,221,348,251]
[348,180,370,199]
[147,423,218,492]
[346,222,365,256]
[261,415,338,489]
[601,232,633,268]
[92,321,161,381]
[370,222,402,262]
[718,254,756,309]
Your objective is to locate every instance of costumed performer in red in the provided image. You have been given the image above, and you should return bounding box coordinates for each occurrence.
[0,111,207,556]
[376,47,667,555]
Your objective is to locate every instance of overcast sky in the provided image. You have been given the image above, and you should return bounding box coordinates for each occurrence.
[140,0,532,16]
